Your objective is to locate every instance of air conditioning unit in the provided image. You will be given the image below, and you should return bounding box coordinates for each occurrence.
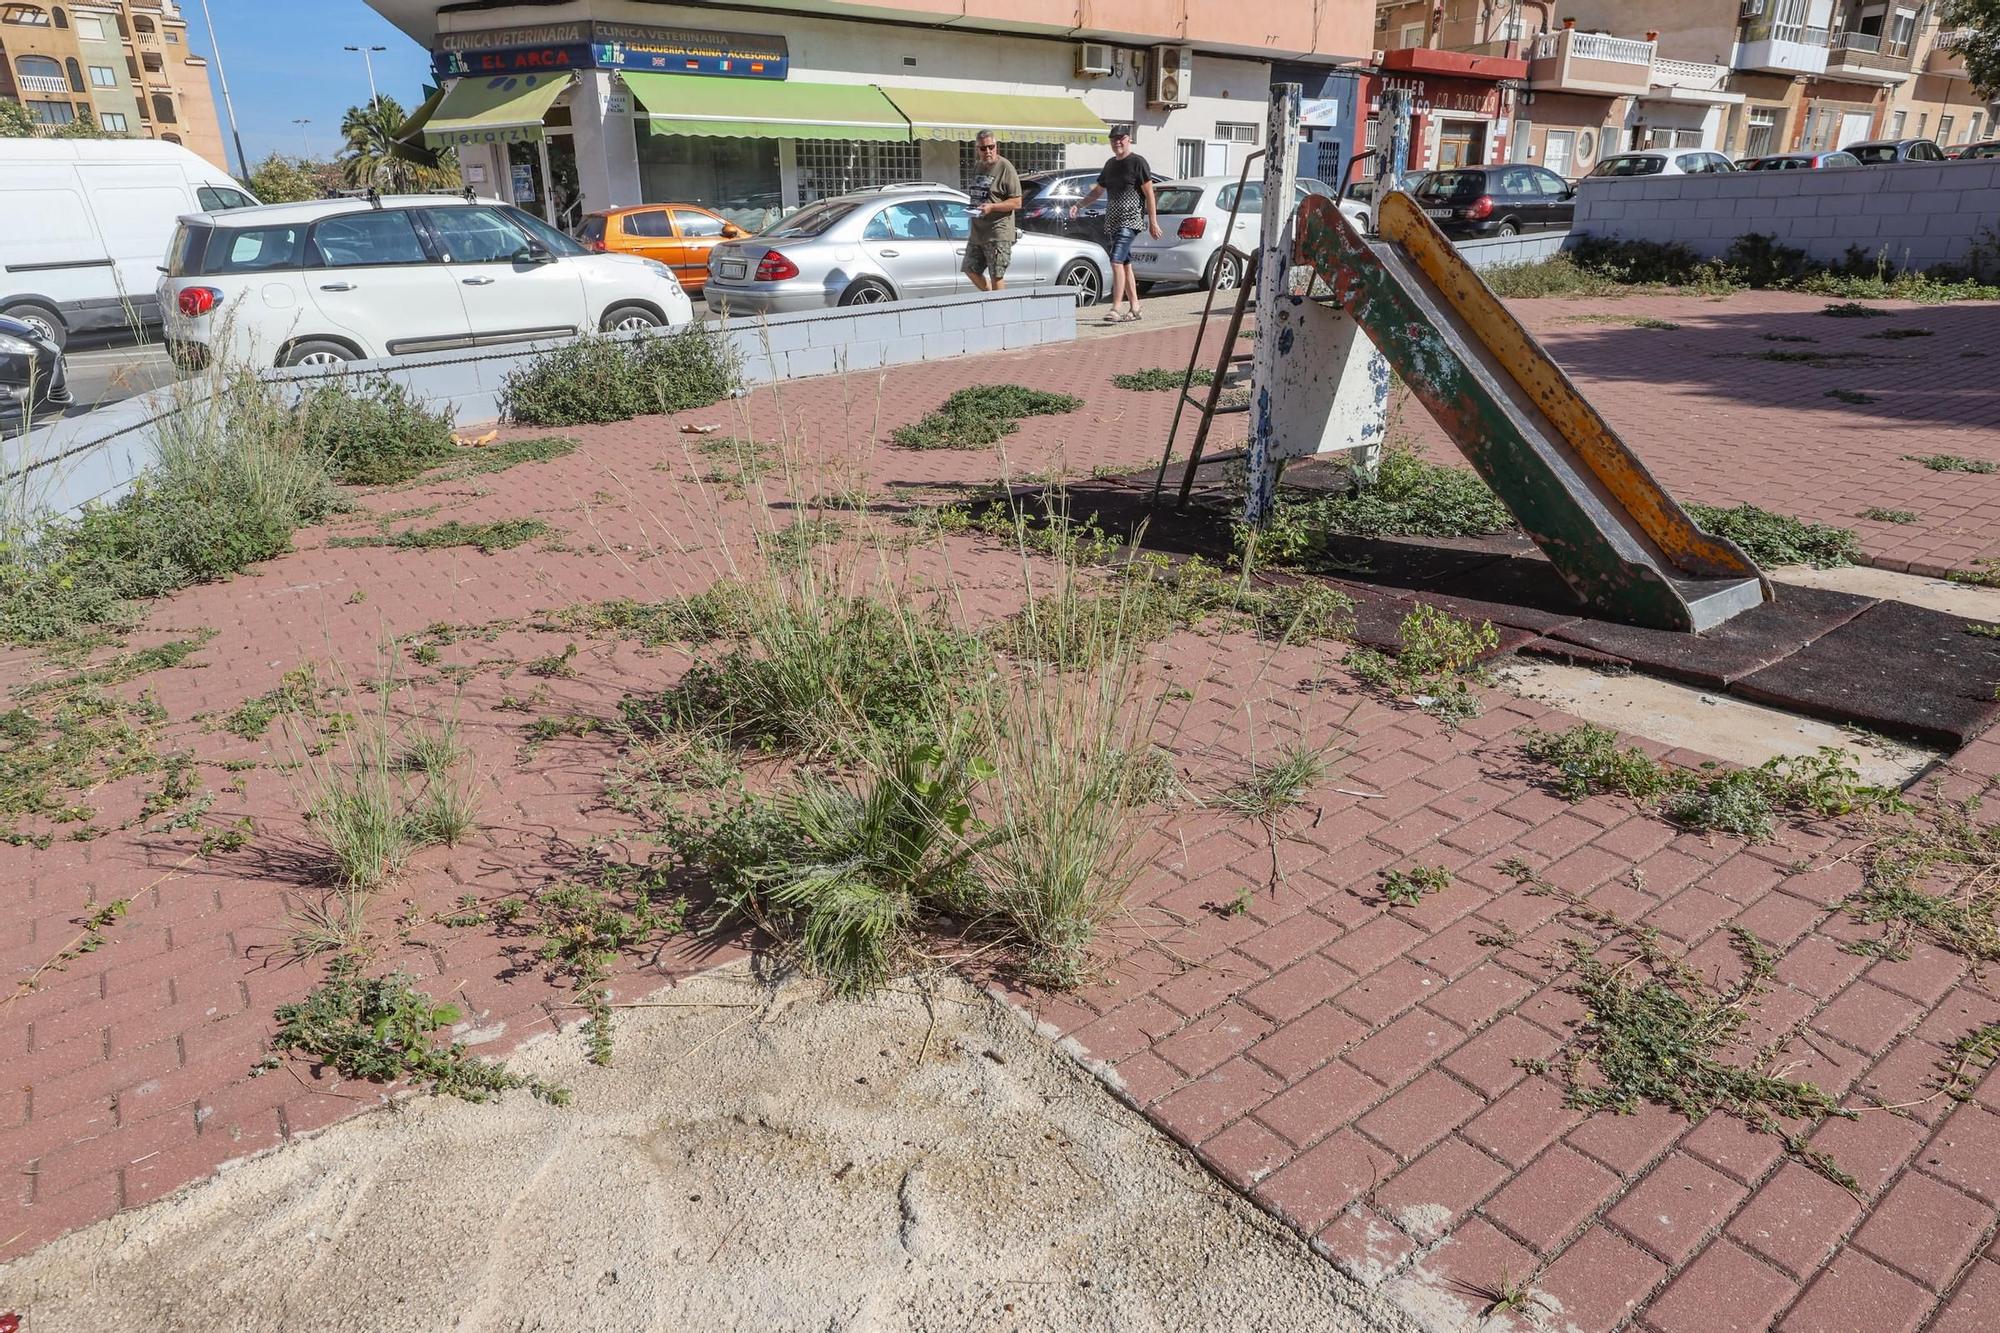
[1150,44,1193,107]
[1740,0,1766,16]
[1075,42,1114,77]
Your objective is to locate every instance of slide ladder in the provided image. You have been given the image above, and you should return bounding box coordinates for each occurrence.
[1292,191,1769,633]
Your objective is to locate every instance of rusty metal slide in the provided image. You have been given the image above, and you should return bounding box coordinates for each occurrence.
[1293,191,1769,633]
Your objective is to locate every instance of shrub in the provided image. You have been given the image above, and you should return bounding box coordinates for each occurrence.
[498,325,740,426]
[1251,449,1516,562]
[294,376,456,486]
[1684,502,1861,568]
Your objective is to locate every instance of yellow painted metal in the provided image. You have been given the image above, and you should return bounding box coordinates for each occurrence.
[1375,192,1759,581]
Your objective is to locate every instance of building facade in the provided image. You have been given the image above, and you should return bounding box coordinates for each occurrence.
[0,1,228,168]
[365,0,1376,227]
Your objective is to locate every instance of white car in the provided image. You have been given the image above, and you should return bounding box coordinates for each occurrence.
[159,194,695,369]
[1588,150,1737,178]
[1128,176,1335,292]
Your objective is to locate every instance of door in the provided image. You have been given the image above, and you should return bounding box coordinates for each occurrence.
[304,208,469,357]
[1544,130,1575,181]
[859,200,957,299]
[617,207,678,266]
[1494,166,1541,231]
[1532,167,1575,232]
[422,205,588,345]
[1839,111,1873,150]
[1437,120,1488,169]
[1203,140,1231,175]
[669,208,731,289]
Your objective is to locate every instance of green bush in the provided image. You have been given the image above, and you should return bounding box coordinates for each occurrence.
[498,325,740,426]
[1685,502,1861,569]
[890,384,1083,450]
[294,376,456,486]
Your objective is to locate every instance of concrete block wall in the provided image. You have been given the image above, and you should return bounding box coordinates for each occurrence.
[3,288,1080,519]
[1571,158,2000,271]
[1457,231,1570,271]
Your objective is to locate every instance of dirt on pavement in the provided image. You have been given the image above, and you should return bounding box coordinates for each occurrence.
[0,963,1416,1333]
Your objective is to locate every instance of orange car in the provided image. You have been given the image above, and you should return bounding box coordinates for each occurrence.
[578,204,751,293]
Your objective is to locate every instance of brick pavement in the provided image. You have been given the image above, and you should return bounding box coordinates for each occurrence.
[3,290,1999,1331]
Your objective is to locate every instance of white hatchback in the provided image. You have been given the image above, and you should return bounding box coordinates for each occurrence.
[1126,176,1335,292]
[158,194,695,369]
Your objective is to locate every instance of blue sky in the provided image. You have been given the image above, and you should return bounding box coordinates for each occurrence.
[190,0,435,168]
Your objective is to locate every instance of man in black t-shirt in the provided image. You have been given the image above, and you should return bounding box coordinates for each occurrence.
[1074,126,1161,322]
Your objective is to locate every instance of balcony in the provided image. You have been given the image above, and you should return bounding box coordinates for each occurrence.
[1733,18,1830,76]
[1527,27,1655,96]
[1647,57,1742,104]
[1824,29,1916,84]
[1929,30,1971,78]
[14,73,72,94]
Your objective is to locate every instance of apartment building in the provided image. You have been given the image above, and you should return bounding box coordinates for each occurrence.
[0,1,227,168]
[364,0,1375,225]
[1370,1,1995,174]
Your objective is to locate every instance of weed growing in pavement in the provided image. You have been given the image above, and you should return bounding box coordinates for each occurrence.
[497,325,740,427]
[1747,349,1867,365]
[1949,558,2000,590]
[1858,507,1917,524]
[1111,367,1213,391]
[890,384,1082,450]
[294,376,456,486]
[1251,449,1515,555]
[1863,327,1934,340]
[1762,333,1819,343]
[1841,798,2000,965]
[1379,865,1451,907]
[412,435,580,485]
[1819,301,1891,318]
[13,632,215,702]
[260,953,568,1104]
[1519,724,1674,802]
[1346,604,1499,730]
[327,517,551,555]
[0,687,185,847]
[525,643,579,678]
[514,859,688,1065]
[1905,453,1999,474]
[693,435,780,495]
[759,518,845,571]
[540,582,755,647]
[1216,744,1331,818]
[1826,388,1880,405]
[1939,1023,2000,1102]
[4,899,130,1000]
[1684,502,1862,568]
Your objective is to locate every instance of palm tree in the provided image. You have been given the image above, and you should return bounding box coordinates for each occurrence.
[338,96,457,192]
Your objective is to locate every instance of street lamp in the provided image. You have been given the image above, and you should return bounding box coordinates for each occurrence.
[292,118,311,157]
[344,44,388,110]
[194,0,249,180]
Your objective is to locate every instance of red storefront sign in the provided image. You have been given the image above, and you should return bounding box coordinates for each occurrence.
[1357,48,1527,170]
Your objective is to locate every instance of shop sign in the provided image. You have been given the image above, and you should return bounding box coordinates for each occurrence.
[1367,75,1501,117]
[425,123,546,150]
[434,22,788,81]
[1301,97,1342,128]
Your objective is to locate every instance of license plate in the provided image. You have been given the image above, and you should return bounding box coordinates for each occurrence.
[1133,253,1157,263]
[718,260,746,280]
[1425,208,1453,220]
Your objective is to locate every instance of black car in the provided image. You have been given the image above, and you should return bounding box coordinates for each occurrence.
[0,313,70,423]
[1411,164,1575,239]
[1016,165,1173,241]
[1843,138,1948,164]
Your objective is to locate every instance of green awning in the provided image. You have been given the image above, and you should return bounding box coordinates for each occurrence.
[880,88,1107,146]
[625,73,910,142]
[422,73,571,150]
[390,86,445,166]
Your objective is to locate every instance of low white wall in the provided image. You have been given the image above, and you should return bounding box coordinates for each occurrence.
[1458,230,1570,270]
[4,287,1079,519]
[1571,157,2000,271]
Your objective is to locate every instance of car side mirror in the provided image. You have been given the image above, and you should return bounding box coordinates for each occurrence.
[517,242,555,265]
[723,224,748,238]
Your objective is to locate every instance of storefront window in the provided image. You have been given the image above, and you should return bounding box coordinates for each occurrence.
[638,133,782,232]
[797,140,921,203]
[957,140,1065,189]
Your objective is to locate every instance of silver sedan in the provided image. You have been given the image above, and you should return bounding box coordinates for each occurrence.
[703,187,1110,314]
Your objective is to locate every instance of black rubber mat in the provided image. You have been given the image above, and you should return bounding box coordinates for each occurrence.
[1544,584,1876,688]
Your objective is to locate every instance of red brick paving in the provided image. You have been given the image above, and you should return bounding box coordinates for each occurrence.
[2,291,2000,1331]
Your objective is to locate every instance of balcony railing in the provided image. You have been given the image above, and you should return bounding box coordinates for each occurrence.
[1652,57,1731,91]
[1533,30,1655,64]
[1826,27,1917,77]
[1836,30,1879,54]
[15,73,72,93]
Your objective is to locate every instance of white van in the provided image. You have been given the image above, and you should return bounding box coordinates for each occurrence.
[0,139,258,350]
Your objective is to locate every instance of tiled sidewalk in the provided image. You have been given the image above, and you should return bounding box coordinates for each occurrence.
[3,292,1999,1332]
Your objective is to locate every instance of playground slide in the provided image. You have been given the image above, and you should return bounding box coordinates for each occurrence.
[1292,191,1769,633]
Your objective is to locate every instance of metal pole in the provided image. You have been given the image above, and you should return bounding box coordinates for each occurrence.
[346,45,386,109]
[293,118,310,156]
[1384,87,1413,182]
[195,0,250,180]
[1243,82,1301,530]
[536,135,556,224]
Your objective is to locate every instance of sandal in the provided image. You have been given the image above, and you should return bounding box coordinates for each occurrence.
[1100,310,1126,325]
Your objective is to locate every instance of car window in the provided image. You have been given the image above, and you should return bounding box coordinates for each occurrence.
[863,202,942,241]
[673,209,726,238]
[309,210,429,268]
[1674,154,1706,174]
[1848,144,1898,163]
[1216,182,1265,215]
[1153,186,1203,214]
[1919,142,1944,160]
[1497,167,1536,196]
[1533,169,1570,197]
[1826,152,1860,167]
[1591,155,1664,177]
[202,223,307,273]
[425,207,530,263]
[578,215,606,244]
[196,185,256,211]
[1415,171,1484,200]
[499,207,588,256]
[766,200,858,238]
[624,209,673,239]
[935,201,971,241]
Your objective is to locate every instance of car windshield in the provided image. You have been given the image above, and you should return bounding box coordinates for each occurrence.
[1415,171,1485,201]
[1969,144,2000,158]
[1847,144,1901,163]
[763,200,859,238]
[1748,157,1805,170]
[1153,187,1203,214]
[578,215,607,244]
[1591,155,1665,177]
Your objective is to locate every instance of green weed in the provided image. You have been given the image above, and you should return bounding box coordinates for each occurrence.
[1379,865,1451,907]
[1254,449,1515,555]
[1905,454,1998,474]
[328,517,551,554]
[1863,327,1933,340]
[1685,503,1862,568]
[1826,388,1879,405]
[1346,604,1498,729]
[1858,507,1917,524]
[416,435,580,484]
[294,375,456,486]
[1216,744,1331,818]
[890,384,1082,450]
[1112,367,1212,391]
[498,325,740,427]
[519,861,688,1065]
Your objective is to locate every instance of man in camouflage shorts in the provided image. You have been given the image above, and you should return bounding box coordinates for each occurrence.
[964,130,1022,289]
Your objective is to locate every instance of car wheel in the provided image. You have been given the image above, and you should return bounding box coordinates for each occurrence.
[282,340,357,369]
[839,278,895,306]
[6,301,66,352]
[1059,260,1102,307]
[1208,250,1244,291]
[1495,220,1520,238]
[601,303,663,333]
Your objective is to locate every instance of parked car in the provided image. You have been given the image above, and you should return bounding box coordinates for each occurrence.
[1410,165,1576,239]
[578,203,752,294]
[0,138,258,351]
[159,195,694,369]
[0,312,70,422]
[1950,140,2000,159]
[1843,138,1949,164]
[1340,170,1432,233]
[701,187,1110,313]
[1743,151,1863,170]
[1127,176,1337,291]
[1588,150,1737,177]
[1017,166,1172,242]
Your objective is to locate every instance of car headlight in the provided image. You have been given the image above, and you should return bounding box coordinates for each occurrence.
[643,260,681,285]
[0,334,36,357]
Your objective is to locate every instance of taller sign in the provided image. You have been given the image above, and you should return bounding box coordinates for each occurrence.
[433,22,789,80]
